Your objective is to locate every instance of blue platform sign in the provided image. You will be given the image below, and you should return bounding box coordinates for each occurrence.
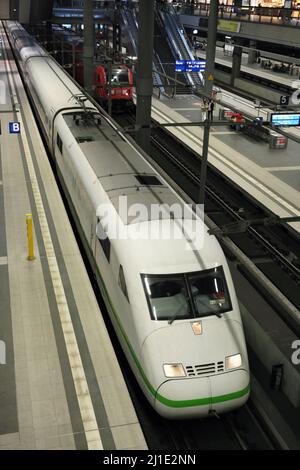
[9,122,21,134]
[175,60,185,72]
[175,60,206,73]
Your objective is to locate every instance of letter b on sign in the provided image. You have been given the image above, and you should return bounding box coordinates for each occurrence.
[9,122,21,134]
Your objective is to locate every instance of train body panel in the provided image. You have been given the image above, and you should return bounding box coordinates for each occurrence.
[6,21,250,419]
[26,57,95,127]
[7,22,47,63]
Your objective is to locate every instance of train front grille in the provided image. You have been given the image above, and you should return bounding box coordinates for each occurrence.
[185,361,225,377]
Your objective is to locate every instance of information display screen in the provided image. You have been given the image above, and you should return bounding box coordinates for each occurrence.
[271,113,300,127]
[175,60,185,72]
[224,44,234,54]
[175,60,206,73]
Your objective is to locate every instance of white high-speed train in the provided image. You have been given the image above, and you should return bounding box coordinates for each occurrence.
[6,21,250,419]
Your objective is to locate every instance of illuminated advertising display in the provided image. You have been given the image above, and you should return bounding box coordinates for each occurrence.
[271,113,300,126]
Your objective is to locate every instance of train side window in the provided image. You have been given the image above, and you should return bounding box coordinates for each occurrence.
[118,265,129,302]
[96,220,110,262]
[57,133,63,154]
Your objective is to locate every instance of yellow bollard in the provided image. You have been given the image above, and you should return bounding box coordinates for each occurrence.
[26,213,36,261]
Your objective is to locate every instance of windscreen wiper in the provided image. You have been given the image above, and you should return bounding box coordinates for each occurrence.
[168,313,177,325]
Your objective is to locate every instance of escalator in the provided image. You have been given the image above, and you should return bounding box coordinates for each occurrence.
[154,5,192,94]
[121,5,164,93]
[157,4,203,90]
[153,17,175,93]
[121,6,138,56]
[121,3,200,96]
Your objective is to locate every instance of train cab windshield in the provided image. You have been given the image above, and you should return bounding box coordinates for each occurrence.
[107,68,129,86]
[142,267,232,322]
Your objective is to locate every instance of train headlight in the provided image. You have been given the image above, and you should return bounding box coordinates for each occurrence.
[225,354,242,370]
[163,363,186,378]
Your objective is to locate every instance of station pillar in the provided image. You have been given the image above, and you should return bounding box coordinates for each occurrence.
[203,0,218,98]
[248,40,257,65]
[113,0,122,60]
[135,0,155,153]
[231,41,243,86]
[0,0,10,19]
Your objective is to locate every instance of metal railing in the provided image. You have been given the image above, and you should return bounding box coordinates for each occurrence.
[179,5,300,27]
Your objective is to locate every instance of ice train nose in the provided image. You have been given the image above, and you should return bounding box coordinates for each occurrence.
[155,370,250,419]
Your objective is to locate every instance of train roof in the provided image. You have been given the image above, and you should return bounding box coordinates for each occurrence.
[7,21,47,59]
[62,112,223,271]
[63,113,195,225]
[111,227,226,275]
[6,21,226,273]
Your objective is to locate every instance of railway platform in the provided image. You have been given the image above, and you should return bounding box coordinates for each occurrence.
[145,92,300,234]
[196,47,298,89]
[0,22,147,451]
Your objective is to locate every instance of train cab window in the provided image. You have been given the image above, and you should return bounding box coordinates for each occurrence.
[118,265,129,302]
[142,274,192,322]
[107,68,129,86]
[57,133,63,154]
[142,266,232,322]
[96,220,110,262]
[187,267,232,317]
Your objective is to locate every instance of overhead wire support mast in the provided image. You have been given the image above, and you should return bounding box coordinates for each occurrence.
[83,0,95,94]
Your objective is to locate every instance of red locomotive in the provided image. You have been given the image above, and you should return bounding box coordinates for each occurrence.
[38,26,134,110]
[95,64,133,109]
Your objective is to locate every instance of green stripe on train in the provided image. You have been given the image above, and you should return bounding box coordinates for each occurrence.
[156,384,250,408]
